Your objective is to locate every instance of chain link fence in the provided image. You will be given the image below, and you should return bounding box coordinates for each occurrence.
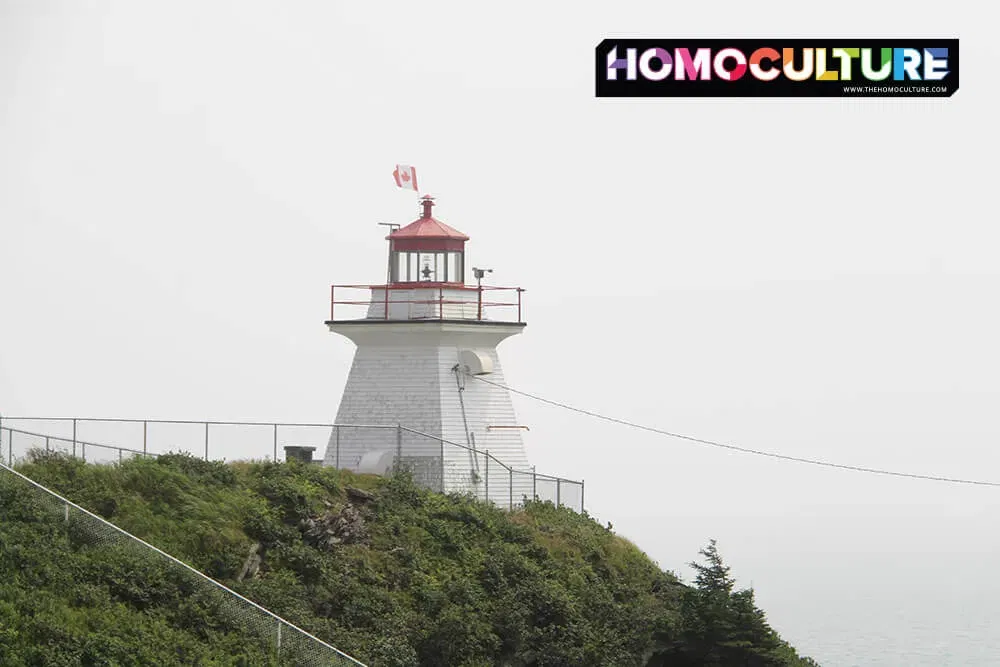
[0,415,584,665]
[0,416,585,513]
[0,458,366,666]
[0,417,340,466]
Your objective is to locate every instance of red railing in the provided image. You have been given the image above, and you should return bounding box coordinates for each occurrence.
[328,284,525,323]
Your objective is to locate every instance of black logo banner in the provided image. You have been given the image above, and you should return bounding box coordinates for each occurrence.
[595,39,959,97]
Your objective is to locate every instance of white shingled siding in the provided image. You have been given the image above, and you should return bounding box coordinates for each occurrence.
[323,321,532,505]
[436,347,534,505]
[367,287,481,320]
[325,345,444,475]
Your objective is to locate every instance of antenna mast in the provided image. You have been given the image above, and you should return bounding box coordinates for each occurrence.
[377,222,400,284]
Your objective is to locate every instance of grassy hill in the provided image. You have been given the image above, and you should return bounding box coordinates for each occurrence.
[0,451,817,666]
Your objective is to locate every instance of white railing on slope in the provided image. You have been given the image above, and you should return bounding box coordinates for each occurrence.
[0,459,367,667]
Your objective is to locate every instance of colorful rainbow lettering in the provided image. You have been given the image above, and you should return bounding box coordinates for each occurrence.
[606,47,951,83]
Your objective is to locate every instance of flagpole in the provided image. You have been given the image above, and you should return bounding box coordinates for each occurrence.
[387,164,421,283]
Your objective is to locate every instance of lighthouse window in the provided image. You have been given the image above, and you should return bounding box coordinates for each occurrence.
[390,250,464,283]
[418,252,435,281]
[392,253,405,283]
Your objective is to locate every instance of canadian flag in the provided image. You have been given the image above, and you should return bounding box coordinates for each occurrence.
[392,164,419,191]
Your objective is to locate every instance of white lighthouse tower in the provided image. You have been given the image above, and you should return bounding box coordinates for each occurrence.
[324,195,532,503]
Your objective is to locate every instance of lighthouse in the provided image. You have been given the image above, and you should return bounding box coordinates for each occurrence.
[324,195,532,504]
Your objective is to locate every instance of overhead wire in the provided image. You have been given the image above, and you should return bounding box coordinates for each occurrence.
[468,375,1000,488]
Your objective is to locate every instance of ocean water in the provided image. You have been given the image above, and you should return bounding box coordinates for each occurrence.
[754,552,1000,666]
[637,484,1000,667]
[784,592,1000,665]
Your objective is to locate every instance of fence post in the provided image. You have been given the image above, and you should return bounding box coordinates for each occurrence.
[335,426,340,469]
[581,479,585,512]
[276,620,282,656]
[72,418,77,458]
[440,435,445,493]
[8,429,12,466]
[508,466,513,510]
[532,466,537,501]
[273,424,278,463]
[485,450,490,504]
[143,421,147,457]
[64,502,69,524]
[204,423,209,461]
[118,448,122,464]
[396,424,402,472]
[556,478,561,508]
[46,436,50,453]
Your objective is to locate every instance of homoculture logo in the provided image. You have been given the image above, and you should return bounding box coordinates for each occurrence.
[595,39,959,97]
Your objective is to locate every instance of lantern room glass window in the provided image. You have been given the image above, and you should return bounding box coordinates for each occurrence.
[391,250,464,283]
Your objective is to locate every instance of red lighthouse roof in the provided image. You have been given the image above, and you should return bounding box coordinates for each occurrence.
[387,196,468,251]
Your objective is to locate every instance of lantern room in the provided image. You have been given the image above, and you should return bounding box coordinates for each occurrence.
[388,195,469,285]
[328,195,526,323]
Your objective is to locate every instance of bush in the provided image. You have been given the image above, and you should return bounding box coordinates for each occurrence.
[1,457,817,666]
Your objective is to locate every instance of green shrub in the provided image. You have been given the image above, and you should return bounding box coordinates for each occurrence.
[1,456,817,666]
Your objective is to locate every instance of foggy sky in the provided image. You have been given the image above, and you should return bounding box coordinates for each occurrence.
[1,2,997,663]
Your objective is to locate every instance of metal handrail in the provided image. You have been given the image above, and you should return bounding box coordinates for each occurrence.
[329,284,526,323]
[330,299,521,307]
[332,283,523,291]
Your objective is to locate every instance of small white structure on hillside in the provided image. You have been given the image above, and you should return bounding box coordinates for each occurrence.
[324,195,531,503]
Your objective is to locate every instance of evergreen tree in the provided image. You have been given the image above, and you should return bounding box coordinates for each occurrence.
[691,540,734,596]
[648,540,818,666]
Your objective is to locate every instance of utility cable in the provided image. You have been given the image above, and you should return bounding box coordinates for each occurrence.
[468,375,1000,488]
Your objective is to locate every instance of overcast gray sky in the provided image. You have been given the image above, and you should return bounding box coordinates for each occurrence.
[2,1,997,663]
